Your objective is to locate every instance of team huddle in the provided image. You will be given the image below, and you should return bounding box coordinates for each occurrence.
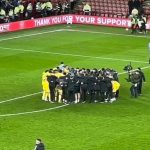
[42,62,120,104]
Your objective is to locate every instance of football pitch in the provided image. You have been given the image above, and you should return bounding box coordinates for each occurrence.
[0,24,150,150]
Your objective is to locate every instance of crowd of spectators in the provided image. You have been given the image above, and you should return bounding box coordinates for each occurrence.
[0,0,147,24]
[128,0,144,16]
[83,2,91,15]
[0,0,77,23]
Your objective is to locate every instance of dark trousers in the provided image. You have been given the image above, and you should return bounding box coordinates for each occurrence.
[100,91,108,101]
[130,85,138,98]
[137,82,142,95]
[89,89,95,103]
[62,87,68,100]
[67,90,74,102]
[140,23,146,33]
[50,86,55,101]
[81,88,87,102]
[94,90,101,101]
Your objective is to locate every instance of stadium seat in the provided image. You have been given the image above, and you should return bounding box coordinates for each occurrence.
[74,0,150,19]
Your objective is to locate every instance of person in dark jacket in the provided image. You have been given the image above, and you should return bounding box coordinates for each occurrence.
[88,74,96,103]
[128,0,134,15]
[80,74,88,103]
[67,75,75,103]
[47,71,57,102]
[34,139,45,150]
[99,77,109,102]
[74,75,81,103]
[137,67,146,95]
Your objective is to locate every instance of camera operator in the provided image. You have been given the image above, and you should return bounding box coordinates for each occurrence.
[128,70,141,98]
[123,64,133,73]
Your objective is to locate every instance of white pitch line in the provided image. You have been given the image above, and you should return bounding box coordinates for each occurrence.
[0,29,64,42]
[0,65,149,105]
[0,27,149,43]
[65,29,150,38]
[0,65,149,117]
[0,46,148,64]
[118,65,150,75]
[0,92,42,104]
[0,104,69,117]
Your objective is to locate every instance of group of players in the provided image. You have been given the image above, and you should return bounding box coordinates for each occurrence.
[42,62,120,104]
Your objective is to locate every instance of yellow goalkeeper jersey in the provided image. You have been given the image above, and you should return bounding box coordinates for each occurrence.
[111,81,120,92]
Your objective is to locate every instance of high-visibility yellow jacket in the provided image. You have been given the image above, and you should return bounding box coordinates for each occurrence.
[19,4,24,13]
[83,4,91,12]
[14,6,20,15]
[46,2,52,10]
[0,9,6,16]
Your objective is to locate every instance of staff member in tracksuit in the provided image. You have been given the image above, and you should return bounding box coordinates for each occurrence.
[60,74,69,103]
[67,75,75,103]
[80,74,88,103]
[47,71,57,102]
[99,77,109,102]
[94,76,101,102]
[74,75,81,103]
[88,74,96,103]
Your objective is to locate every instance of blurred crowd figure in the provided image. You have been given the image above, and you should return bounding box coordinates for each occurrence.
[128,0,144,16]
[42,62,120,104]
[83,2,91,15]
[129,0,147,34]
[0,0,77,23]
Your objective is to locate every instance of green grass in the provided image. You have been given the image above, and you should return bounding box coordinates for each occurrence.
[0,24,150,150]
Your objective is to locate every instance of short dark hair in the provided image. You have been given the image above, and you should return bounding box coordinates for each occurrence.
[37,139,42,142]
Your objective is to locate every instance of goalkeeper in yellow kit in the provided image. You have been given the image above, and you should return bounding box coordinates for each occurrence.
[42,76,51,102]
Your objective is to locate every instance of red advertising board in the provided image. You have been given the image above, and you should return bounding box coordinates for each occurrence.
[0,15,150,33]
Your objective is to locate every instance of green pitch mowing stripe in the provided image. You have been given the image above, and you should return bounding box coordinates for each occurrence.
[0,46,148,64]
[0,25,150,150]
[0,104,69,117]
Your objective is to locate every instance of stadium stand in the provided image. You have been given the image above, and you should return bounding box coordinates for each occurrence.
[75,0,129,18]
[74,0,150,19]
[0,0,77,23]
[143,0,150,19]
[0,0,150,24]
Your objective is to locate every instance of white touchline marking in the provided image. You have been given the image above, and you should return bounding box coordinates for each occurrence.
[0,27,149,43]
[0,29,65,42]
[64,29,150,39]
[0,92,42,104]
[0,46,148,64]
[0,104,69,117]
[118,65,150,75]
